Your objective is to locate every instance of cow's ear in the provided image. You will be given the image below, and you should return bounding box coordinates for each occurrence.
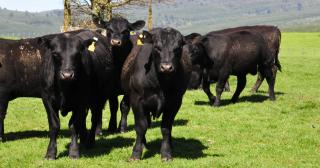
[130,20,145,31]
[95,29,107,37]
[93,14,108,28]
[141,30,153,43]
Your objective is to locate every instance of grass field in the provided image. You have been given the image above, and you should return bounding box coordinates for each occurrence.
[0,32,319,168]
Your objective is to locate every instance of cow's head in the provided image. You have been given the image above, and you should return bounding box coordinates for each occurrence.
[101,17,145,47]
[39,34,94,82]
[144,28,185,75]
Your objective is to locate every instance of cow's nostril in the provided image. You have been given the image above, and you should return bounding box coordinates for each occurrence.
[61,71,75,80]
[111,39,122,46]
[160,63,173,72]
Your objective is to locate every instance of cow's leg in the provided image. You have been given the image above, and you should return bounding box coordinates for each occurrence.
[130,103,147,160]
[68,114,79,159]
[202,69,215,105]
[119,95,130,133]
[251,72,264,93]
[95,112,103,136]
[264,67,276,101]
[68,108,87,159]
[88,104,103,147]
[108,96,118,133]
[214,74,229,106]
[160,98,181,161]
[0,98,8,142]
[224,80,231,92]
[42,98,60,160]
[231,75,247,103]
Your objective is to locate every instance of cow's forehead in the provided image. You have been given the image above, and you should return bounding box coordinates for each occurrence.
[109,18,130,31]
[154,30,183,49]
[51,36,81,53]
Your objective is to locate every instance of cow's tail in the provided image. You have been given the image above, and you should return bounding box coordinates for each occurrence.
[274,27,282,72]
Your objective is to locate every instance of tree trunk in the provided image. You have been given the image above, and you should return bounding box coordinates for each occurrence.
[148,0,153,31]
[63,0,71,32]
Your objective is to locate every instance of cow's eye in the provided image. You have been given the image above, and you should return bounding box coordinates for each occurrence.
[107,28,114,33]
[154,46,161,52]
[121,29,129,34]
[52,52,61,61]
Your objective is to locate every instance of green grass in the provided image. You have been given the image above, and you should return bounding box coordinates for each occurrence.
[0,32,320,167]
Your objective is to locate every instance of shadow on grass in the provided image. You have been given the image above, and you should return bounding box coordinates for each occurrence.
[3,119,188,142]
[101,119,189,135]
[4,130,71,142]
[143,137,223,160]
[253,90,285,95]
[194,92,284,107]
[57,136,135,158]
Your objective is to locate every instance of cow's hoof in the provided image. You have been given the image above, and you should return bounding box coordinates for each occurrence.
[213,102,220,107]
[69,145,80,159]
[95,129,103,136]
[119,127,128,133]
[230,98,238,104]
[69,151,80,159]
[269,97,276,101]
[251,89,257,94]
[161,153,173,162]
[44,154,56,160]
[161,157,173,162]
[128,156,141,162]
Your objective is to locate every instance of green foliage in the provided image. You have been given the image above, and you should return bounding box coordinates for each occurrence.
[0,33,319,167]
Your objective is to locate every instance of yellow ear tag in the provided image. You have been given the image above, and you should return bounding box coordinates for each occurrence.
[130,31,136,36]
[88,41,96,52]
[137,39,144,46]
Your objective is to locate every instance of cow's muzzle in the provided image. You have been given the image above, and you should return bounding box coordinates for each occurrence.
[160,63,174,73]
[111,39,122,46]
[60,70,75,81]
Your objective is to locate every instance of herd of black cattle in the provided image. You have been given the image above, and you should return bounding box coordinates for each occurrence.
[0,17,281,161]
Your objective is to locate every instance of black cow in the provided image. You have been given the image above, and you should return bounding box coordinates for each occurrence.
[185,33,231,91]
[207,25,282,93]
[0,37,45,143]
[0,30,91,159]
[39,30,114,159]
[190,30,275,106]
[184,33,204,89]
[94,17,145,134]
[121,28,192,161]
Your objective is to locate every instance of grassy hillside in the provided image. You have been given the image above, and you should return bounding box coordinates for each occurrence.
[0,32,319,167]
[124,0,320,34]
[1,0,320,38]
[0,8,63,37]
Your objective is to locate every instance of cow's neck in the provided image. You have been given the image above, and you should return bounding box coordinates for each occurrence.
[112,42,133,67]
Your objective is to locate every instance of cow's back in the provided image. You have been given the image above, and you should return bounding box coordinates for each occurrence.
[0,38,44,98]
